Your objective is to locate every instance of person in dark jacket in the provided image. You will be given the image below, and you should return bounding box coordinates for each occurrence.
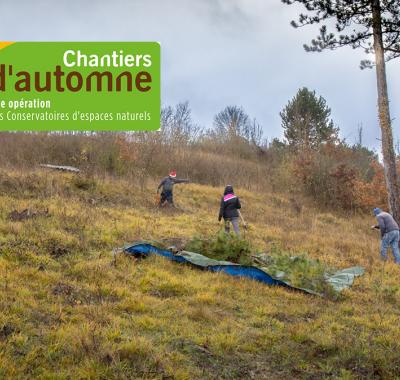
[157,170,189,206]
[371,208,400,264]
[218,185,241,235]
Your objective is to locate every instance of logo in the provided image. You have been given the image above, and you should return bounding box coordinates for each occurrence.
[0,42,160,131]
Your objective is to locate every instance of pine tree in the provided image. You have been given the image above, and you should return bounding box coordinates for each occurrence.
[282,0,400,222]
[280,88,338,149]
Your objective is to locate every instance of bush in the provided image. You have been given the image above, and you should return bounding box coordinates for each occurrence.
[291,144,382,211]
[185,232,253,265]
[265,246,335,296]
[353,160,388,211]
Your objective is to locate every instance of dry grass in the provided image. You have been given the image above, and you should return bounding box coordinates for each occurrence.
[0,169,399,379]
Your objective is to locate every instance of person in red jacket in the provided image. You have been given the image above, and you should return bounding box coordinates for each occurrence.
[218,185,242,235]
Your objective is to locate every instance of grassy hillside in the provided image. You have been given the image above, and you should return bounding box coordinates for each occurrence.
[0,169,399,379]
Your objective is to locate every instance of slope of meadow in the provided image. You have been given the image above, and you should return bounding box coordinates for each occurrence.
[0,169,399,379]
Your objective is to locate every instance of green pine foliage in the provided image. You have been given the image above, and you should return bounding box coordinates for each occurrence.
[280,87,338,149]
[265,245,337,297]
[185,232,253,266]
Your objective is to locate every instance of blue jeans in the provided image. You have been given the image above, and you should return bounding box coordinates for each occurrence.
[381,230,400,264]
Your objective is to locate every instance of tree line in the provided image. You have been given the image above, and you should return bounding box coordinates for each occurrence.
[0,85,393,214]
[282,0,400,223]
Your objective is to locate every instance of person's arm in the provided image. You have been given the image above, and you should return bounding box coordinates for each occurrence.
[238,209,247,228]
[218,198,224,221]
[237,198,248,228]
[173,178,189,184]
[377,215,386,237]
[157,178,165,193]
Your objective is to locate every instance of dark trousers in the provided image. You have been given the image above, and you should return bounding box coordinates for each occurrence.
[160,190,173,206]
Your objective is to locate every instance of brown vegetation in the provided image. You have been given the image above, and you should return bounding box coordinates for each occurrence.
[0,124,390,215]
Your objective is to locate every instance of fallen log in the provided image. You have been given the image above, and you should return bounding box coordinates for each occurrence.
[40,164,80,173]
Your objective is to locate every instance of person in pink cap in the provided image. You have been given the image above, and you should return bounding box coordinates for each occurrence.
[157,170,189,207]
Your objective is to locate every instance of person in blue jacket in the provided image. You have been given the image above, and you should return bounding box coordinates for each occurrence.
[371,207,400,264]
[218,185,242,235]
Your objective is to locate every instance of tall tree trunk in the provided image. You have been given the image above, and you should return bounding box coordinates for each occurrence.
[371,0,400,223]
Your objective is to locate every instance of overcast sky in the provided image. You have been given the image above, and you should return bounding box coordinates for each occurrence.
[1,0,399,150]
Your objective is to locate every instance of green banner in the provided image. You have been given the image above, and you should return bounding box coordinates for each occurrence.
[0,42,160,131]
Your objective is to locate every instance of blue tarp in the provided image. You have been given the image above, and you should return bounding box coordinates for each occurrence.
[123,242,318,295]
[124,242,364,296]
